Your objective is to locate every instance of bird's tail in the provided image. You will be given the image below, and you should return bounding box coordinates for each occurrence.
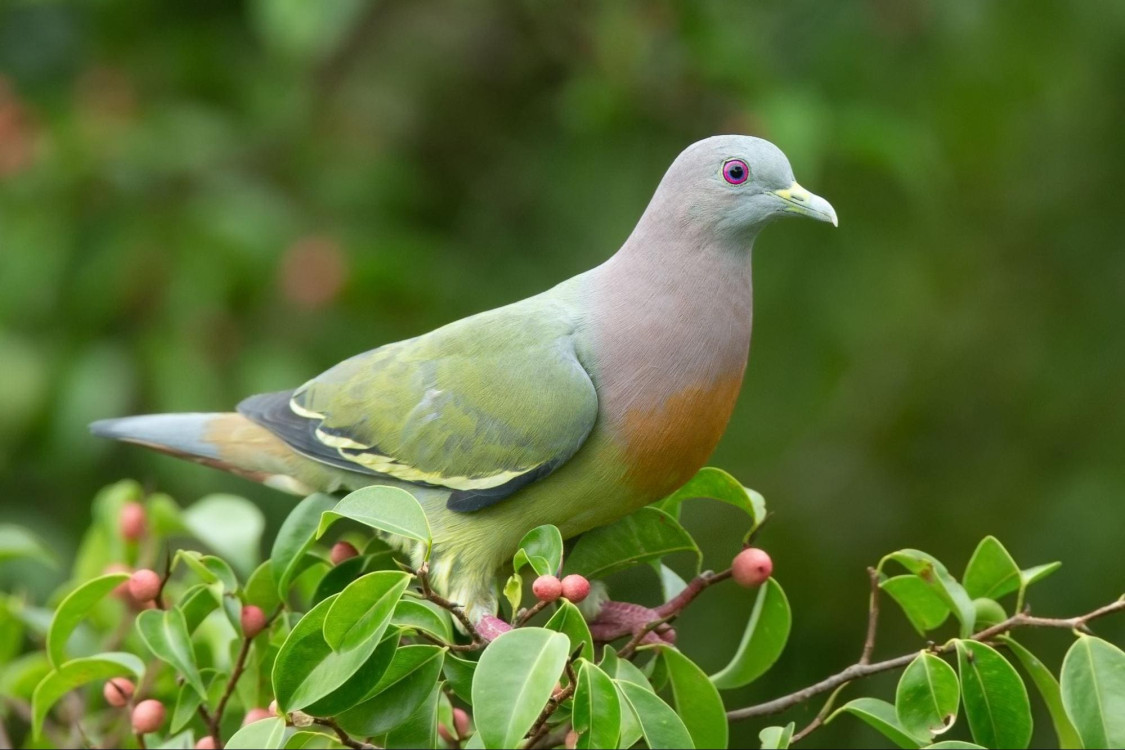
[89,412,327,495]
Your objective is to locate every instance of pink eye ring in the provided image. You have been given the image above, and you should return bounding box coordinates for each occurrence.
[722,159,749,185]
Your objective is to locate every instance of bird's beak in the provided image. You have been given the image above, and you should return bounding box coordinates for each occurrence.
[772,182,838,227]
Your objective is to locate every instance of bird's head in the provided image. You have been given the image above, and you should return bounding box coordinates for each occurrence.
[656,134,837,242]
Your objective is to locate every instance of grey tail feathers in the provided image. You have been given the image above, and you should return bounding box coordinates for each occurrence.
[89,413,223,461]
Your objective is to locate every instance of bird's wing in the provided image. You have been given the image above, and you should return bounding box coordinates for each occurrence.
[238,296,598,512]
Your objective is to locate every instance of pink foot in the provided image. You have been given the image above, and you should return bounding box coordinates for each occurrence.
[588,601,676,646]
[477,614,514,642]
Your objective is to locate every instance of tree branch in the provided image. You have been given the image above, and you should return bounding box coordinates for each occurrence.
[727,595,1125,723]
[415,564,485,649]
[313,717,379,749]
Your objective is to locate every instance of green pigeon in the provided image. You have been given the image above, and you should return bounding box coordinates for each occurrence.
[91,135,836,624]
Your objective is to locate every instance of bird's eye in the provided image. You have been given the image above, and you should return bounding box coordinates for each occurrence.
[722,159,749,185]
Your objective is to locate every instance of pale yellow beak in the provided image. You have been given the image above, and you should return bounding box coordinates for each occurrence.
[772,182,838,227]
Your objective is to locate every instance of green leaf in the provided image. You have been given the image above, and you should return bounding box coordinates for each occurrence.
[179,584,221,634]
[317,486,432,556]
[657,467,766,529]
[471,628,570,749]
[759,723,795,749]
[384,682,441,749]
[661,647,728,749]
[171,668,225,733]
[245,561,283,612]
[896,652,959,740]
[176,550,238,592]
[183,493,265,575]
[336,645,445,736]
[31,653,144,738]
[225,716,287,749]
[1020,562,1061,588]
[323,570,411,651]
[962,536,1021,600]
[881,575,952,635]
[392,599,454,643]
[1060,635,1125,749]
[503,573,522,616]
[513,525,564,576]
[272,493,338,599]
[617,680,695,749]
[1001,636,1081,749]
[883,550,976,637]
[923,743,986,749]
[656,563,689,602]
[135,608,206,698]
[564,507,700,580]
[313,555,366,604]
[0,524,54,566]
[828,697,923,748]
[284,731,345,749]
[544,600,594,659]
[272,593,397,712]
[443,652,477,703]
[573,660,620,750]
[709,578,791,689]
[955,639,1032,748]
[46,572,129,667]
[303,630,401,717]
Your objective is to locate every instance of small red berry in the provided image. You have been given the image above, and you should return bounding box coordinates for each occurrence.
[560,574,590,603]
[532,575,563,602]
[437,724,456,744]
[131,699,166,734]
[241,605,268,639]
[103,677,135,707]
[452,707,471,738]
[120,502,147,542]
[128,569,162,603]
[243,707,273,725]
[565,730,579,749]
[732,547,773,588]
[330,541,360,565]
[195,737,218,749]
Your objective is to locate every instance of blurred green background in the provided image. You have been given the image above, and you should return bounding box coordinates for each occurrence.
[1,1,1123,746]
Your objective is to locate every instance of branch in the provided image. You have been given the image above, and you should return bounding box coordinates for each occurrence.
[859,567,880,665]
[524,659,579,747]
[728,596,1125,723]
[415,564,485,649]
[209,635,253,745]
[515,600,551,627]
[313,717,380,749]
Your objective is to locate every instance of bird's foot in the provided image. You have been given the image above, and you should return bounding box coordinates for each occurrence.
[476,614,513,642]
[588,601,676,646]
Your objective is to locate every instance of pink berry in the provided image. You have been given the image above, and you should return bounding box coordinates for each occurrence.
[243,707,273,725]
[131,699,166,734]
[120,502,147,541]
[452,707,471,738]
[241,605,268,639]
[732,547,773,588]
[195,737,218,749]
[437,723,456,744]
[560,574,590,603]
[565,730,579,749]
[330,541,360,565]
[103,677,135,707]
[128,569,162,603]
[532,575,563,602]
[105,564,133,599]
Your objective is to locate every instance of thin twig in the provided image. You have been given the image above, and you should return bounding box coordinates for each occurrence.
[618,614,677,660]
[313,717,379,749]
[415,564,486,649]
[209,634,253,745]
[153,546,173,611]
[860,567,880,665]
[515,600,551,627]
[524,660,579,747]
[728,596,1125,723]
[654,569,731,618]
[790,684,847,745]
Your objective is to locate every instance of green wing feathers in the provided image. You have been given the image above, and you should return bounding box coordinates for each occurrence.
[239,296,598,511]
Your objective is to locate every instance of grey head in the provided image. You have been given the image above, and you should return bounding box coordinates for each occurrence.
[643,134,837,243]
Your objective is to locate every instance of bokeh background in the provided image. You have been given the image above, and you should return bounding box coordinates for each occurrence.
[1,1,1123,747]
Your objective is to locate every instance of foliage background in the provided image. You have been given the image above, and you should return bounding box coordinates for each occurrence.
[1,1,1122,746]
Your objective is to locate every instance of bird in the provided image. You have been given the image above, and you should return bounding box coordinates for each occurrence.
[91,135,836,624]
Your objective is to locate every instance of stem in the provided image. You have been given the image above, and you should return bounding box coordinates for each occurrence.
[515,600,551,627]
[654,569,731,618]
[728,596,1125,723]
[416,564,485,647]
[524,660,579,747]
[617,614,677,660]
[209,635,253,745]
[313,717,380,749]
[859,567,880,665]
